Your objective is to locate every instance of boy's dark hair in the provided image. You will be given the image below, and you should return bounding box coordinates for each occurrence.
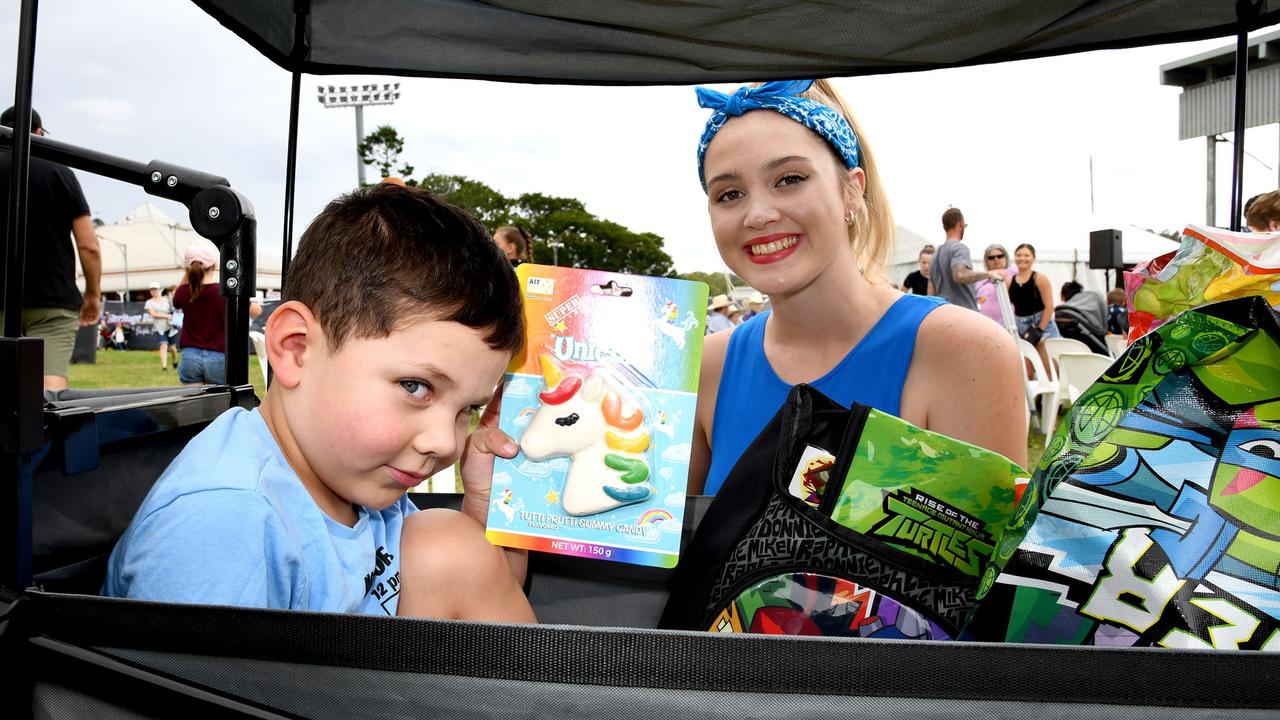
[1060,280,1083,301]
[284,184,523,353]
[1244,189,1280,231]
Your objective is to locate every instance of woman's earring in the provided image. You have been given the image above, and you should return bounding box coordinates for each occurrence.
[846,210,856,226]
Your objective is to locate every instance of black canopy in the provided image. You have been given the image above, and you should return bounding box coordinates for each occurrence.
[194,0,1280,84]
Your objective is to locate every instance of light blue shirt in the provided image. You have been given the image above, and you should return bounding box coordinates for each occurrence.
[103,407,416,615]
[707,311,734,334]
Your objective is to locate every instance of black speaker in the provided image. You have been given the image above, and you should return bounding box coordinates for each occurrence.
[1089,229,1123,269]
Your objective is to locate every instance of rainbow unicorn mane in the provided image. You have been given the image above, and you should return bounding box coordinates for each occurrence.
[519,355,654,516]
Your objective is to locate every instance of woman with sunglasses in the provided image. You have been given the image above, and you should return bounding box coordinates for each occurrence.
[687,79,1027,495]
[975,244,1015,325]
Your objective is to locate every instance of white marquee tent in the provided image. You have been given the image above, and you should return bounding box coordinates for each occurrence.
[78,202,282,298]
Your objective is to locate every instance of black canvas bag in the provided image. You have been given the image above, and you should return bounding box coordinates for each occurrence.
[659,384,1005,637]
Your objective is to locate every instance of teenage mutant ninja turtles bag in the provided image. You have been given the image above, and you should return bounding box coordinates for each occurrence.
[659,384,1029,639]
[966,295,1280,651]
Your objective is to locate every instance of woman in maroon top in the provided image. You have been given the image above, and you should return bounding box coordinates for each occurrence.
[174,239,260,385]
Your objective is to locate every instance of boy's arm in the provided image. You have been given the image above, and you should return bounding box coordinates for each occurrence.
[458,387,527,586]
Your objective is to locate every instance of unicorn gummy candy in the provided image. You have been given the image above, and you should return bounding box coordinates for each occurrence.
[519,357,654,516]
[489,264,707,567]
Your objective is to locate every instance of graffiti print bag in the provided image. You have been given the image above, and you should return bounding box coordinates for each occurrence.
[659,384,1027,639]
[966,296,1280,650]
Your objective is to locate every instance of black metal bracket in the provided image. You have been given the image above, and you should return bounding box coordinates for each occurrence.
[0,338,43,455]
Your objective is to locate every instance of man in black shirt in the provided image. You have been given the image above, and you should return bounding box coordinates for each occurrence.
[0,107,101,390]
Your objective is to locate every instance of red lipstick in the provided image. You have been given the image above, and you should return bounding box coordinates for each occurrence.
[744,233,801,264]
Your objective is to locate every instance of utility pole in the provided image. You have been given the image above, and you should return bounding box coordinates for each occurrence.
[317,83,401,186]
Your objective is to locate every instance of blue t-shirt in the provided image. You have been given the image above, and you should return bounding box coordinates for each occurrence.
[704,294,945,495]
[102,407,416,615]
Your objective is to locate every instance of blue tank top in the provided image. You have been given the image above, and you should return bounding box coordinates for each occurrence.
[703,293,945,495]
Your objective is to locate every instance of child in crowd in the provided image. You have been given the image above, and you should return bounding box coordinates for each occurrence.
[1106,287,1128,337]
[104,185,535,622]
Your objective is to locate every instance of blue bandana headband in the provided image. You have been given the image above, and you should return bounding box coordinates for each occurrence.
[695,79,861,191]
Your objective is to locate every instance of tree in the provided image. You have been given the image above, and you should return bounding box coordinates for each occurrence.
[677,271,730,297]
[371,126,677,274]
[358,125,416,184]
[418,174,515,229]
[422,175,677,275]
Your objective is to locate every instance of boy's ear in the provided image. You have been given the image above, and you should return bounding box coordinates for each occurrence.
[264,301,323,389]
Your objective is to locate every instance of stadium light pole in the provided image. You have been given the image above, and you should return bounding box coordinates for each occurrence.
[317,82,401,186]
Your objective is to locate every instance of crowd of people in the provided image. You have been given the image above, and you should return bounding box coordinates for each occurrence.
[899,206,1125,368]
[898,191,1280,364]
[94,239,262,385]
[703,291,765,333]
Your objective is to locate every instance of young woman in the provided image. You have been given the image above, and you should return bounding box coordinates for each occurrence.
[1008,243,1059,370]
[493,226,532,267]
[174,239,260,385]
[688,79,1026,495]
[974,243,1015,325]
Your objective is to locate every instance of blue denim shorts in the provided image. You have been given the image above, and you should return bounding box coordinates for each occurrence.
[178,346,226,385]
[1015,311,1061,340]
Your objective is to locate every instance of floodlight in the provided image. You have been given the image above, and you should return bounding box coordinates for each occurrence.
[317,82,402,184]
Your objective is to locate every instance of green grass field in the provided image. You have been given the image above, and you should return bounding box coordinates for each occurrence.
[70,349,267,398]
[67,351,1050,476]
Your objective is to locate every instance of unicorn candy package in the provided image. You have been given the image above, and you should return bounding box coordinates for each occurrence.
[487,265,708,568]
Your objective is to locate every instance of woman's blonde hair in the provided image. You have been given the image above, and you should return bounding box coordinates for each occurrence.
[796,79,895,282]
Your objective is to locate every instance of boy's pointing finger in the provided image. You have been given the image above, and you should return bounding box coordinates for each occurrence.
[469,427,518,459]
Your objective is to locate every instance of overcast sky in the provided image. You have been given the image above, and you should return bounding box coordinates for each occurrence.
[4,1,1279,276]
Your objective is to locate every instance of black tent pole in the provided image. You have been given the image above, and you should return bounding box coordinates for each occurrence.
[281,71,301,284]
[4,0,37,337]
[1230,0,1262,231]
[280,0,309,284]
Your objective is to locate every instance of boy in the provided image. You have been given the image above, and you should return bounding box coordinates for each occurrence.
[103,185,534,622]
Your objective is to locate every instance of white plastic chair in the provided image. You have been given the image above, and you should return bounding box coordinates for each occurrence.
[1044,336,1092,409]
[1017,338,1057,433]
[1043,352,1114,443]
[248,331,269,389]
[1105,334,1127,358]
[1044,337,1092,371]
